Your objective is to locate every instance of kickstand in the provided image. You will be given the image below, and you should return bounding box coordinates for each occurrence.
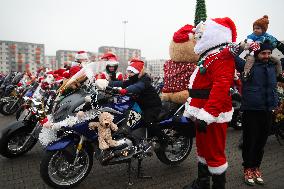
[275,133,282,145]
[137,159,152,179]
[127,160,133,186]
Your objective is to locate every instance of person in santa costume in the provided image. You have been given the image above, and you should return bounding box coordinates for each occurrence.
[65,51,90,78]
[96,52,123,81]
[53,51,89,80]
[183,17,238,189]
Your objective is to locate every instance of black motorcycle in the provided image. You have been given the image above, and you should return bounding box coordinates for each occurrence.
[0,100,40,158]
[0,85,57,158]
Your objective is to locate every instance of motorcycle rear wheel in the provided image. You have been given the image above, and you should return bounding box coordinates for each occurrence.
[155,128,193,166]
[0,127,37,158]
[0,100,19,115]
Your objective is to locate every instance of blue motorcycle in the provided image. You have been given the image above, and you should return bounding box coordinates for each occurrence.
[39,86,194,188]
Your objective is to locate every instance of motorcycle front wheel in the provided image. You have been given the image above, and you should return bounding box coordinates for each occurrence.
[40,145,93,188]
[0,127,38,158]
[155,128,193,166]
[0,100,19,115]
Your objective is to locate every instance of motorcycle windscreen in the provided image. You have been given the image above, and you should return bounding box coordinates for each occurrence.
[11,73,24,85]
[65,61,108,87]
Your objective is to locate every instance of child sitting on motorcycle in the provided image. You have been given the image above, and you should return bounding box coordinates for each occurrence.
[95,58,168,146]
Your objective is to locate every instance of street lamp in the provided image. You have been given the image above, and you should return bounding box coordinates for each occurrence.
[122,20,128,72]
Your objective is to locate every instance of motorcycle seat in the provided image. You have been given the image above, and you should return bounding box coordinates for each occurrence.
[157,101,181,121]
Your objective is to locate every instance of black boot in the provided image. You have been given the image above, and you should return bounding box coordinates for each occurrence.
[183,163,210,189]
[212,172,226,189]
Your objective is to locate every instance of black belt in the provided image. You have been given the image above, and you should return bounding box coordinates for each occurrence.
[189,89,211,99]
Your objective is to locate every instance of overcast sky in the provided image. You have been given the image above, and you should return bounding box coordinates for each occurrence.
[0,0,283,59]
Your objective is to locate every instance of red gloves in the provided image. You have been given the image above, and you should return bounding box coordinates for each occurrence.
[119,89,128,95]
[249,42,260,52]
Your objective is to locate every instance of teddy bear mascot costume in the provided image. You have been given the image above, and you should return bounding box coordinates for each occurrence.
[162,24,199,105]
[183,17,238,189]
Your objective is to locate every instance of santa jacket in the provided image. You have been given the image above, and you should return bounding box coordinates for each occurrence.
[184,48,235,125]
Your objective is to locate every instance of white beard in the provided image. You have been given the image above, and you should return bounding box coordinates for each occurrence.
[194,38,211,55]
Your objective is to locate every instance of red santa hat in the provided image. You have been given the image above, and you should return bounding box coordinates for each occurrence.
[202,17,237,43]
[194,17,237,54]
[127,59,144,74]
[75,51,89,60]
[101,52,119,66]
[212,17,237,42]
[173,24,195,43]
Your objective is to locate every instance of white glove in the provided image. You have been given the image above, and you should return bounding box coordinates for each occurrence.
[85,95,92,102]
[95,79,109,90]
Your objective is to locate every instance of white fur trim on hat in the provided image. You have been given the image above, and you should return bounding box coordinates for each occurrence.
[75,52,89,60]
[127,66,139,74]
[106,61,119,66]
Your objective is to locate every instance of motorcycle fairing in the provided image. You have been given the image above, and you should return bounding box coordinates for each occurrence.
[46,138,74,151]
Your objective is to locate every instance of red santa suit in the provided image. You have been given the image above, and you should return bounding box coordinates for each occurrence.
[184,17,237,175]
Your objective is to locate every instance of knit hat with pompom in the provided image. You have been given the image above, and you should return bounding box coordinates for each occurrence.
[253,15,269,33]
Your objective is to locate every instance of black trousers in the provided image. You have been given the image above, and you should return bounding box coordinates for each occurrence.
[143,107,161,124]
[242,110,272,168]
[143,107,163,138]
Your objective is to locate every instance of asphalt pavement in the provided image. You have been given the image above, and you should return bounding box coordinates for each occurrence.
[0,114,283,189]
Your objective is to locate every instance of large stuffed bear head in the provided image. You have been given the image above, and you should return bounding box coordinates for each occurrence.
[169,24,200,63]
[162,24,199,104]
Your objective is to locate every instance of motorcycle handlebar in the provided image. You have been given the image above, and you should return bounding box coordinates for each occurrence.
[104,86,134,96]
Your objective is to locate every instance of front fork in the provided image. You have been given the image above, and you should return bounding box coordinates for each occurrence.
[20,122,40,150]
[73,136,86,164]
[10,98,20,110]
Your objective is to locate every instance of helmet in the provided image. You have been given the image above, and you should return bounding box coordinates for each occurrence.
[101,52,119,74]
